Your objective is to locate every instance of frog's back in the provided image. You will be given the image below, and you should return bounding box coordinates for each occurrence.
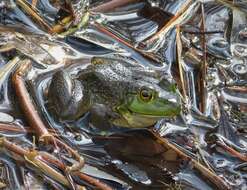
[78,58,134,106]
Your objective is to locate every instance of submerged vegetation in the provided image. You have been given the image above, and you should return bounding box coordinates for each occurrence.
[0,0,246,189]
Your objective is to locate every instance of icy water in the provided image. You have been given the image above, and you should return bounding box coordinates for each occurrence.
[0,0,246,190]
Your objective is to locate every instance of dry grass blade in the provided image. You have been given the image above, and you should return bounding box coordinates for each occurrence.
[93,23,161,63]
[150,130,231,190]
[0,137,112,190]
[176,25,187,100]
[0,123,26,133]
[216,141,247,162]
[145,0,193,44]
[199,3,207,113]
[50,16,73,34]
[0,122,60,135]
[227,86,247,92]
[0,138,86,190]
[91,0,141,13]
[0,182,6,188]
[216,0,247,11]
[16,0,52,32]
[41,153,114,190]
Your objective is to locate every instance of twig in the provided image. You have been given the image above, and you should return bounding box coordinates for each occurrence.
[93,23,161,63]
[16,0,52,32]
[12,60,84,173]
[146,0,193,43]
[199,3,207,113]
[176,25,187,99]
[0,138,86,190]
[226,86,247,93]
[0,123,60,135]
[0,137,27,156]
[91,0,141,13]
[0,123,26,133]
[182,30,224,34]
[40,153,113,190]
[12,59,51,139]
[150,130,231,190]
[216,141,247,162]
[216,0,247,12]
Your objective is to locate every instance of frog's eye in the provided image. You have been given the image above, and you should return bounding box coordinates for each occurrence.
[139,87,154,102]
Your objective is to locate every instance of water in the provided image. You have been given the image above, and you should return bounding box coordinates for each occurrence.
[0,0,246,189]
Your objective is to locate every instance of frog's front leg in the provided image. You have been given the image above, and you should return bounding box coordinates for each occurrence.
[90,104,121,130]
[48,70,90,121]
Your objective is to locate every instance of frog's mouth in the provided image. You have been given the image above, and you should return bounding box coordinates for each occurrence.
[122,111,164,128]
[116,95,181,128]
[126,103,181,118]
[118,107,180,128]
[128,110,178,118]
[124,94,181,118]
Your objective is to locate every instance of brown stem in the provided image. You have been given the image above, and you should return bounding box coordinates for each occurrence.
[0,137,28,156]
[12,60,50,140]
[0,123,26,133]
[150,130,231,190]
[76,172,113,190]
[16,0,52,32]
[93,23,161,63]
[182,30,224,34]
[0,138,85,190]
[91,0,141,13]
[199,3,207,113]
[52,138,84,172]
[216,141,247,162]
[190,159,230,190]
[226,86,247,93]
[12,60,84,173]
[176,25,187,99]
[0,123,61,136]
[40,153,113,190]
[146,0,192,43]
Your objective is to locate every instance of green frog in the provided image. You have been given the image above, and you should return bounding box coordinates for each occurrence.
[48,57,181,128]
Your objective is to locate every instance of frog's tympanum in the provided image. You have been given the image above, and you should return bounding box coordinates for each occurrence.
[48,57,181,128]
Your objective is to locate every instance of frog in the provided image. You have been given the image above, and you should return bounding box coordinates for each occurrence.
[47,57,181,128]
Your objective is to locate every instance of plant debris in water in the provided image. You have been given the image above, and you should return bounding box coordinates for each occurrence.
[0,0,246,190]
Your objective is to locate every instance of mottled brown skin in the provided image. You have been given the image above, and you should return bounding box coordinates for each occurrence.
[48,57,181,128]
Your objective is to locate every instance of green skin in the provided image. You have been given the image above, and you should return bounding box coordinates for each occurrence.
[48,57,181,128]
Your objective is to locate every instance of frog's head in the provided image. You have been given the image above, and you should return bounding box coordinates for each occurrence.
[115,79,181,128]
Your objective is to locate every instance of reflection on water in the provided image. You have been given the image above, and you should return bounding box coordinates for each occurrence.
[0,0,246,189]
